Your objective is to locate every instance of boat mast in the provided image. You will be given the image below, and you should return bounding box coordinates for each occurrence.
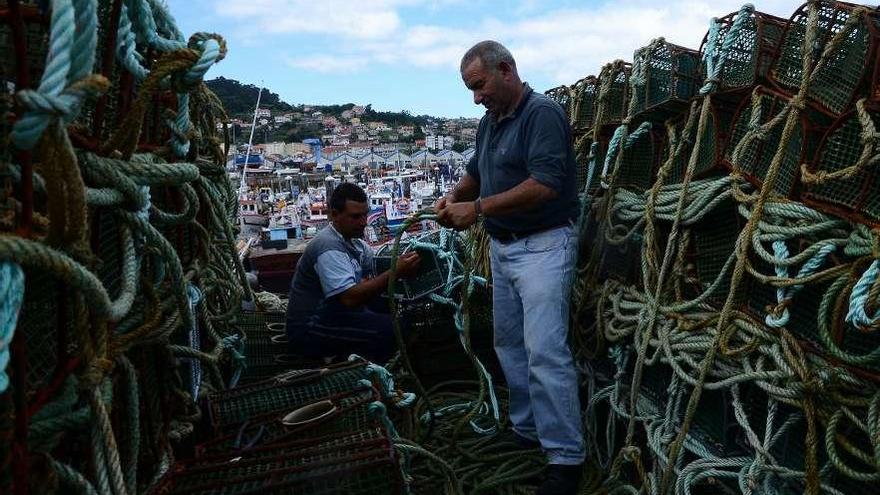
[239,84,264,229]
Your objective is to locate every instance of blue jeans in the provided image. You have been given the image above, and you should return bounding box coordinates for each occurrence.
[287,298,404,364]
[490,225,585,465]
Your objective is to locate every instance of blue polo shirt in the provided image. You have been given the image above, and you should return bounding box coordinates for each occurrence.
[466,83,579,237]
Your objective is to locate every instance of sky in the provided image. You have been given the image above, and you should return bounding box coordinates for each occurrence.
[169,0,809,118]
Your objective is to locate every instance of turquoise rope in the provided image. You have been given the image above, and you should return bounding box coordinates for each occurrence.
[124,0,185,52]
[0,262,25,393]
[700,4,755,94]
[147,0,183,41]
[115,4,149,81]
[601,125,628,188]
[11,0,75,150]
[601,121,653,188]
[69,0,99,84]
[185,283,203,399]
[169,93,192,157]
[350,354,417,407]
[846,259,880,330]
[222,334,246,388]
[765,241,836,328]
[395,228,500,434]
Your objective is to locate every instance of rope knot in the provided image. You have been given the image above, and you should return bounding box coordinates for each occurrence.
[800,377,823,396]
[81,357,114,388]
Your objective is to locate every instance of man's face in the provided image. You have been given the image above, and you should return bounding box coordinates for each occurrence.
[331,199,369,239]
[461,58,509,116]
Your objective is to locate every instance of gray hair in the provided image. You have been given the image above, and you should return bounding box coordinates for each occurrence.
[460,40,516,73]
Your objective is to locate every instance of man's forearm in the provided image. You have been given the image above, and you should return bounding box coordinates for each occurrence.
[481,178,557,217]
[448,174,479,203]
[337,271,390,308]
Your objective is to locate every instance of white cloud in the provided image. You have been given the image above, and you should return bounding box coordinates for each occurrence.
[215,0,415,39]
[283,54,369,73]
[223,0,807,84]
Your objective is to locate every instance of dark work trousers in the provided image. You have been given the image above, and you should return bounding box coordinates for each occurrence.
[287,298,406,364]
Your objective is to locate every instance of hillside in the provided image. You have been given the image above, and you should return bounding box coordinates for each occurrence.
[205,77,431,143]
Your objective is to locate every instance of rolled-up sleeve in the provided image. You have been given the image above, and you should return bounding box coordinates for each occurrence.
[525,104,568,191]
[315,250,358,297]
[466,153,480,181]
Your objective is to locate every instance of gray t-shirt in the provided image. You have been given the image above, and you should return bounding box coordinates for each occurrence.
[287,225,375,320]
[466,83,579,237]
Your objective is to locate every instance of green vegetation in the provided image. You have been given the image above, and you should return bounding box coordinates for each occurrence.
[207,77,292,116]
[206,78,430,130]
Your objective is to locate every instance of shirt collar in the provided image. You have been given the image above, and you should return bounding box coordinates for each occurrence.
[328,223,350,244]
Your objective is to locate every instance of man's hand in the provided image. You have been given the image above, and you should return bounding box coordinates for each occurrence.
[395,251,421,278]
[437,201,478,230]
[433,194,455,212]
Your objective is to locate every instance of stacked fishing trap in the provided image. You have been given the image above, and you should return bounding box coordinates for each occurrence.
[559,1,880,493]
[0,0,412,494]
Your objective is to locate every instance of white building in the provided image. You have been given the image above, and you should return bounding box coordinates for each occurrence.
[331,152,359,172]
[411,149,439,167]
[358,151,387,170]
[256,108,271,117]
[436,149,464,168]
[263,142,285,155]
[426,135,454,151]
[384,150,412,170]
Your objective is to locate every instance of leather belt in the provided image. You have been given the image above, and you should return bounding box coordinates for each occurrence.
[491,222,570,244]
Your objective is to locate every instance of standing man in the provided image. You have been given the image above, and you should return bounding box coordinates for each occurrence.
[286,182,420,363]
[436,40,584,494]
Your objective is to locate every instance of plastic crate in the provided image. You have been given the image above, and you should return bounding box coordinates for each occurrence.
[151,429,404,495]
[596,209,644,287]
[545,85,572,116]
[722,87,814,198]
[229,311,327,385]
[801,101,880,226]
[570,75,600,133]
[205,359,371,434]
[771,1,879,116]
[612,125,665,192]
[684,199,744,310]
[640,362,744,457]
[195,386,381,457]
[698,8,787,93]
[629,39,702,120]
[374,235,449,301]
[663,101,734,185]
[595,61,632,128]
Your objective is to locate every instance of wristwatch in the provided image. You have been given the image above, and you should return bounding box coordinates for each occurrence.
[474,198,484,220]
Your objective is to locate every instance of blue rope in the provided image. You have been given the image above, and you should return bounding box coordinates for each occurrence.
[401,229,500,434]
[601,125,628,189]
[185,283,203,399]
[765,241,836,328]
[846,259,880,330]
[350,354,418,408]
[700,4,755,95]
[12,0,106,150]
[0,262,25,393]
[601,122,652,189]
[222,334,246,389]
[146,0,184,42]
[124,0,185,52]
[11,0,75,150]
[115,4,149,81]
[369,401,402,438]
[69,0,99,84]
